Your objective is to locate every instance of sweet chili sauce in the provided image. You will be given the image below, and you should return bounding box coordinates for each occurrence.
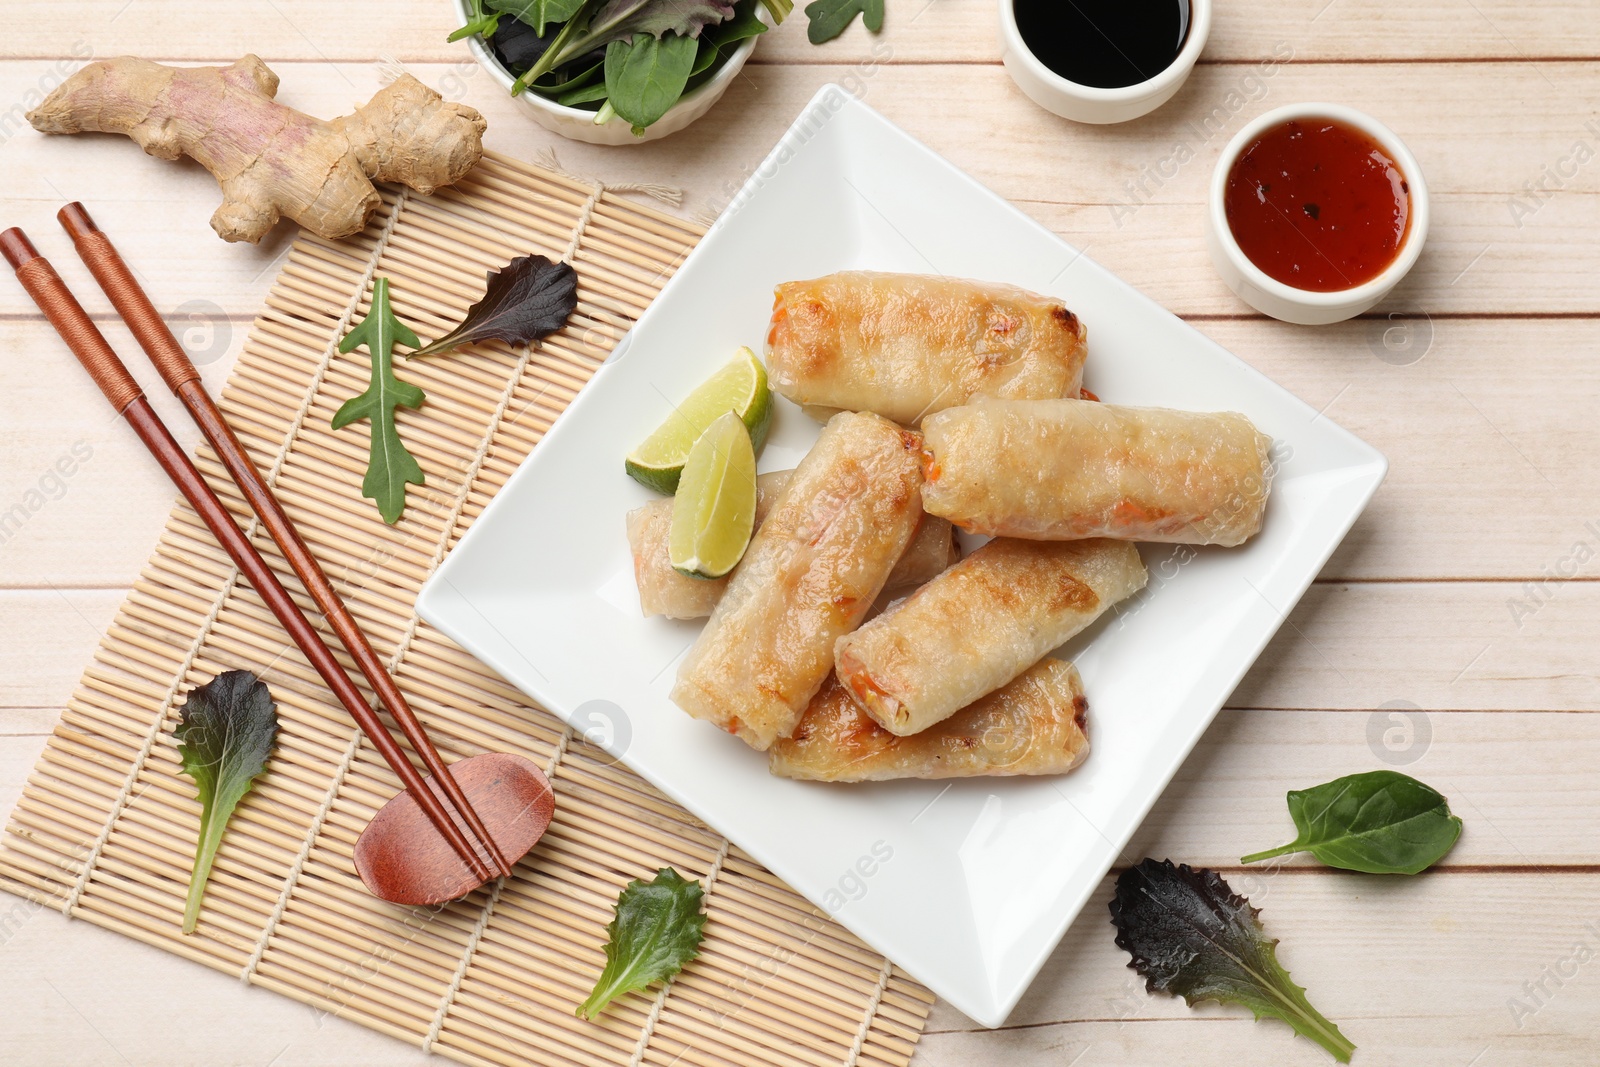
[1223,118,1411,292]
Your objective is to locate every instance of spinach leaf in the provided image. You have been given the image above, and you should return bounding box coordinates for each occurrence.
[803,0,882,43]
[450,0,503,41]
[1112,859,1356,1063]
[541,60,606,96]
[333,278,427,525]
[1242,769,1463,875]
[515,0,734,92]
[691,36,718,77]
[488,0,587,34]
[577,868,708,1020]
[559,80,613,106]
[409,254,579,358]
[604,32,700,132]
[707,2,769,53]
[176,671,278,935]
[688,2,769,78]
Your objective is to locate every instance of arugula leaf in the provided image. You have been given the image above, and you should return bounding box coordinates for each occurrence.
[333,278,427,525]
[1111,859,1356,1063]
[409,254,579,358]
[759,0,793,21]
[578,867,707,1020]
[605,32,700,132]
[488,0,587,34]
[803,0,882,43]
[176,671,278,935]
[1241,770,1464,875]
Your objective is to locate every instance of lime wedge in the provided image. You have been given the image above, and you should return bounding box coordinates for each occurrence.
[626,347,771,494]
[669,412,757,580]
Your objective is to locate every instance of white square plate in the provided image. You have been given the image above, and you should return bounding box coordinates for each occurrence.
[417,86,1387,1027]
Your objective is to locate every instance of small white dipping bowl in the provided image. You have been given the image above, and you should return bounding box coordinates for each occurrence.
[1206,102,1430,325]
[450,0,761,145]
[998,0,1211,125]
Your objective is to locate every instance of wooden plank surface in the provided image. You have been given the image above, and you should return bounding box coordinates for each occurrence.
[4,60,1596,316]
[3,2,1597,1065]
[5,0,1600,62]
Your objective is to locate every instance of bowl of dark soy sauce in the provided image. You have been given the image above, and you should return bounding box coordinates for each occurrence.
[1000,0,1211,124]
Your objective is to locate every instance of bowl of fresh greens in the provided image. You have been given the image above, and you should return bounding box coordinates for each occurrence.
[450,0,789,144]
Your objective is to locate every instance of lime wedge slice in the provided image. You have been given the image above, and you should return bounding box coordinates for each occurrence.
[669,411,758,580]
[626,347,771,494]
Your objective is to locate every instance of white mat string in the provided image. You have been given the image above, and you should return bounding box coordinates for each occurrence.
[844,958,896,1067]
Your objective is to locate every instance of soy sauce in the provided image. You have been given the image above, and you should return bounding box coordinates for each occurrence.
[1224,118,1411,292]
[1013,0,1191,89]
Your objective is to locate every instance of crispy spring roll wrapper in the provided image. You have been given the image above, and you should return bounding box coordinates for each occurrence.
[671,412,926,750]
[627,473,959,619]
[922,398,1274,547]
[835,538,1146,736]
[769,661,1090,782]
[888,514,962,595]
[766,272,1088,426]
[627,472,789,620]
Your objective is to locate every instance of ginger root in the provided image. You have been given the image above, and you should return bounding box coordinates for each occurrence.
[28,56,487,244]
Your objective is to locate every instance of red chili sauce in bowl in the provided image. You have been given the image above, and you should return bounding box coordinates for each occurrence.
[1223,118,1411,292]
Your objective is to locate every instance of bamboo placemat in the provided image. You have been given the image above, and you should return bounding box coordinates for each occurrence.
[0,151,933,1067]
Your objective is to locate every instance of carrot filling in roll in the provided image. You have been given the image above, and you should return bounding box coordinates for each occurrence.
[769,660,1091,783]
[834,538,1147,736]
[670,411,927,751]
[921,398,1275,546]
[765,272,1088,426]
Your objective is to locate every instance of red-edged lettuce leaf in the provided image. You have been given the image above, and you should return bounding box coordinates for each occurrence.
[176,670,278,934]
[1110,858,1356,1063]
[410,254,579,358]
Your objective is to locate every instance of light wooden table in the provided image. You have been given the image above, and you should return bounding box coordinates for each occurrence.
[3,2,1598,1064]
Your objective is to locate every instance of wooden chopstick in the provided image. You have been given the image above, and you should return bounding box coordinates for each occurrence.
[0,224,501,887]
[54,204,514,881]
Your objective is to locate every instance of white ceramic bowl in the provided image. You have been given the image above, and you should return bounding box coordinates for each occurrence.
[1206,102,1430,325]
[451,0,761,145]
[998,0,1211,124]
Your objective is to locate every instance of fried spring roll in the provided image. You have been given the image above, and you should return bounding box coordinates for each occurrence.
[922,398,1274,547]
[627,473,958,619]
[627,472,789,619]
[671,412,925,750]
[888,514,962,595]
[766,272,1088,426]
[769,661,1090,782]
[834,538,1146,736]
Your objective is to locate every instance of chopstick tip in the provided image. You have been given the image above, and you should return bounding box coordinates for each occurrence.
[0,228,39,270]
